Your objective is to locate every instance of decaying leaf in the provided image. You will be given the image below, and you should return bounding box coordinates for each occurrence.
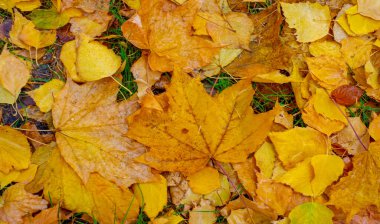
[281,2,331,42]
[52,78,156,187]
[289,202,333,224]
[331,85,364,106]
[28,79,65,112]
[189,200,217,224]
[133,175,167,219]
[328,141,380,221]
[0,47,30,104]
[128,70,280,174]
[0,184,47,224]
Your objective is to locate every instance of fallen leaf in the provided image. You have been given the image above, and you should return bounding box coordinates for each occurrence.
[29,7,82,29]
[0,0,41,12]
[289,202,333,224]
[22,205,62,224]
[123,0,140,9]
[308,41,341,57]
[232,158,256,197]
[331,85,364,106]
[341,37,373,69]
[60,35,121,82]
[369,116,380,141]
[189,199,217,224]
[0,47,30,104]
[187,167,221,195]
[269,127,331,168]
[328,141,380,221]
[358,0,380,20]
[133,175,167,219]
[254,142,276,178]
[203,174,230,206]
[128,70,280,174]
[52,78,156,187]
[0,126,31,174]
[131,53,162,99]
[276,155,344,196]
[28,79,65,112]
[280,2,331,42]
[0,164,37,189]
[151,210,184,224]
[0,184,47,224]
[345,5,380,35]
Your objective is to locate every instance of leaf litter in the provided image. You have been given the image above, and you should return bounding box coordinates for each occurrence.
[0,0,380,223]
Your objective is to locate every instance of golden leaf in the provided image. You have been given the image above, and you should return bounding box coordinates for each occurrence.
[341,37,373,69]
[0,184,47,224]
[133,175,167,219]
[308,41,342,58]
[128,70,280,174]
[369,116,380,141]
[280,2,331,42]
[52,78,156,187]
[276,155,344,197]
[0,126,31,174]
[269,127,331,168]
[0,47,30,104]
[29,147,140,223]
[28,79,65,112]
[254,142,276,179]
[345,5,380,35]
[233,158,256,197]
[328,141,380,221]
[187,167,221,195]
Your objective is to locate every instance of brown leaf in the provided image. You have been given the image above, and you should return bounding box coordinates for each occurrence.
[331,85,364,106]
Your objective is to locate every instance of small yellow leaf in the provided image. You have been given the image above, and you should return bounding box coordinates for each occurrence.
[281,2,331,42]
[269,127,330,168]
[254,142,276,178]
[341,37,372,69]
[369,116,380,141]
[188,167,221,195]
[308,41,341,57]
[133,175,167,219]
[313,88,347,124]
[233,159,256,197]
[346,5,380,35]
[28,79,65,112]
[0,126,31,174]
[277,155,344,196]
[122,0,140,9]
[204,175,230,206]
[289,202,333,224]
[0,164,37,189]
[151,210,184,224]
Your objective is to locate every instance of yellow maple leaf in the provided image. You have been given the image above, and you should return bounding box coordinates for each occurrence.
[0,47,30,104]
[60,35,121,82]
[0,126,31,174]
[288,202,333,224]
[0,184,47,224]
[28,147,140,223]
[52,78,156,187]
[269,127,331,168]
[28,79,65,112]
[133,175,167,219]
[187,167,221,195]
[280,2,331,43]
[276,155,344,197]
[127,70,280,174]
[327,141,380,221]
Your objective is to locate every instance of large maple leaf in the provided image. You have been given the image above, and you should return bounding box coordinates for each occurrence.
[52,77,156,187]
[127,71,279,174]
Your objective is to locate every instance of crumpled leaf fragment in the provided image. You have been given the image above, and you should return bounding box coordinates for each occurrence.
[0,47,30,104]
[302,88,347,136]
[52,78,155,187]
[60,35,121,82]
[331,117,369,155]
[128,70,280,174]
[358,0,380,20]
[276,155,344,196]
[369,116,380,141]
[341,37,373,69]
[9,11,56,49]
[327,141,380,221]
[131,54,162,99]
[0,184,47,224]
[121,0,219,72]
[133,175,167,219]
[289,202,333,224]
[28,147,140,223]
[187,167,221,195]
[0,126,31,174]
[269,127,331,168]
[281,2,331,42]
[28,79,65,112]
